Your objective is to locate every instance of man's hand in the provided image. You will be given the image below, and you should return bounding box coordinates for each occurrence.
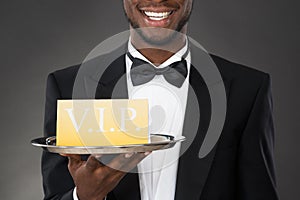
[61,153,150,200]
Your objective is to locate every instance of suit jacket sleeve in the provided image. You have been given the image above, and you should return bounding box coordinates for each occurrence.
[41,73,75,200]
[237,74,279,199]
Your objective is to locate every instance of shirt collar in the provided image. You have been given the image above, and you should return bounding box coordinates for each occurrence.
[127,37,189,69]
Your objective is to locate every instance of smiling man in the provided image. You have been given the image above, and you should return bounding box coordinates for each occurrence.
[42,0,279,200]
[123,0,192,63]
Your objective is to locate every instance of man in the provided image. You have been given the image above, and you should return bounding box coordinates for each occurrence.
[42,0,279,199]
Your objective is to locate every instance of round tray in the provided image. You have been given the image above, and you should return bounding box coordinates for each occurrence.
[31,134,185,154]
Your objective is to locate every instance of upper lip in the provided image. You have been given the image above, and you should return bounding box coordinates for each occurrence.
[139,7,176,13]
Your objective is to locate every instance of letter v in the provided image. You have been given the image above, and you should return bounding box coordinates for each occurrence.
[64,108,90,132]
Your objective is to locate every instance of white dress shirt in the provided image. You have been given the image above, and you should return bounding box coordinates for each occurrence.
[73,38,190,200]
[127,38,190,200]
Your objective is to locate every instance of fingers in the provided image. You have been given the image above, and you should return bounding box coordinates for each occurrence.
[106,152,151,172]
[66,154,84,178]
[93,154,103,160]
[85,155,104,171]
[62,151,151,177]
[106,153,135,171]
[60,154,82,161]
[61,154,104,173]
[120,152,150,172]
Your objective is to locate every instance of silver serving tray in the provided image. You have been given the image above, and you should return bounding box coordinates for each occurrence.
[31,134,185,154]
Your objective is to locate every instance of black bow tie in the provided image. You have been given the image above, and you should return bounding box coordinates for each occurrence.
[127,52,188,88]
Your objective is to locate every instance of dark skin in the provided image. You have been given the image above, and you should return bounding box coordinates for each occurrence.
[62,153,150,200]
[62,0,193,199]
[124,0,193,64]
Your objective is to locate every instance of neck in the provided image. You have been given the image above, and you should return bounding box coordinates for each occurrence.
[130,26,187,65]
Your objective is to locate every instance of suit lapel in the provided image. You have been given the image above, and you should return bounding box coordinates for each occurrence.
[95,54,129,99]
[175,70,231,200]
[78,49,129,99]
[175,43,232,199]
[72,41,128,99]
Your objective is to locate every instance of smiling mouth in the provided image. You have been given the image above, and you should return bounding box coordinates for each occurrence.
[142,10,173,21]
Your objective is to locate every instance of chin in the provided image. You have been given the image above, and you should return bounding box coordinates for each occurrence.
[134,27,181,46]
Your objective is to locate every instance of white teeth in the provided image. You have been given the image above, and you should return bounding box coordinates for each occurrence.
[144,11,172,20]
[149,17,165,21]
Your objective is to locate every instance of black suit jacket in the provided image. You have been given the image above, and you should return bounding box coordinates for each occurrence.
[42,42,279,200]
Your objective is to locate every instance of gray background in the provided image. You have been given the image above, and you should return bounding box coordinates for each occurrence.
[0,0,299,199]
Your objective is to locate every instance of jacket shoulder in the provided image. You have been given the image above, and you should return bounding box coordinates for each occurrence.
[210,54,270,82]
[48,64,80,98]
[51,64,80,81]
[210,55,271,112]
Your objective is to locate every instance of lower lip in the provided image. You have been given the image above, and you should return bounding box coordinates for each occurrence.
[141,11,173,27]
